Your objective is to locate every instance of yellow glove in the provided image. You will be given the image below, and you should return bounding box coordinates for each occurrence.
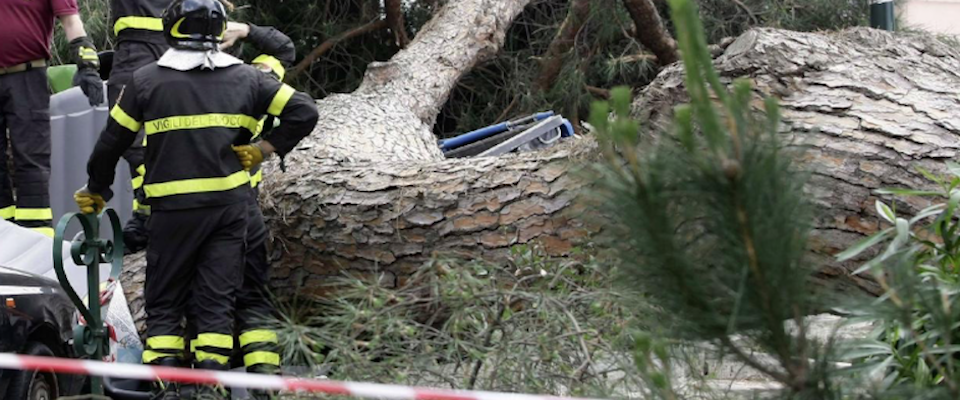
[74,186,105,214]
[232,143,265,171]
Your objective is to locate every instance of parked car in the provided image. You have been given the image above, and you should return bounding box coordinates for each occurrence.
[0,265,84,400]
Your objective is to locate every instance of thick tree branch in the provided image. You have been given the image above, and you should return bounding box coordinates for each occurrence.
[385,0,411,48]
[536,0,591,91]
[622,0,678,65]
[585,85,610,99]
[288,18,388,80]
[272,0,537,165]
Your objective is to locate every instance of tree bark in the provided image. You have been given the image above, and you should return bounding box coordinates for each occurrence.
[633,28,960,295]
[259,141,598,298]
[120,25,960,330]
[622,0,678,65]
[536,0,592,91]
[298,0,532,163]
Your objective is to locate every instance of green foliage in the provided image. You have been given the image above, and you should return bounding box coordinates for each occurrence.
[589,0,840,397]
[266,245,641,397]
[693,0,869,44]
[839,167,960,398]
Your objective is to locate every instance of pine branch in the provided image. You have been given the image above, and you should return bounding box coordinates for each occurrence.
[288,18,388,80]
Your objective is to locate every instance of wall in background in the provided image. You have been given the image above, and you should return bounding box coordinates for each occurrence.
[901,0,960,35]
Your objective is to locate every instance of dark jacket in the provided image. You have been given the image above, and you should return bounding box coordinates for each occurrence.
[111,0,169,43]
[86,60,319,210]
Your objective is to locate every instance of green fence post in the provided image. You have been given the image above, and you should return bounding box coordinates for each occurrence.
[52,209,124,396]
[870,0,895,31]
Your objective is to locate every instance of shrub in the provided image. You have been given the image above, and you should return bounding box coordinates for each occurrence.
[839,168,960,398]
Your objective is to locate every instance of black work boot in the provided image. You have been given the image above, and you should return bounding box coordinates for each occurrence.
[245,364,279,400]
[151,358,182,400]
[123,211,150,254]
[192,360,230,400]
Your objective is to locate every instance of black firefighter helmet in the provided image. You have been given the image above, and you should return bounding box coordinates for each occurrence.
[162,0,227,51]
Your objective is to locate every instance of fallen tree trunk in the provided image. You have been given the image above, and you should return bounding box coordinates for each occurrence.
[633,27,960,294]
[122,26,960,330]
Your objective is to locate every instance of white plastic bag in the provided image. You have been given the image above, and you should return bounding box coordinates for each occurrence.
[78,280,143,363]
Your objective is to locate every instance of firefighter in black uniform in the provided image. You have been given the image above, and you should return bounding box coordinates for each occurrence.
[187,28,297,399]
[107,0,170,249]
[75,0,318,398]
[110,0,297,255]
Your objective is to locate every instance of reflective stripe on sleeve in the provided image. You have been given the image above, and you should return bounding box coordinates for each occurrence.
[143,170,250,199]
[15,208,52,221]
[110,105,142,133]
[144,114,260,136]
[0,206,14,220]
[114,16,163,35]
[267,85,295,116]
[252,54,286,80]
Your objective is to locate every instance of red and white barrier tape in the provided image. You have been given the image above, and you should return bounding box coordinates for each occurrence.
[0,353,603,400]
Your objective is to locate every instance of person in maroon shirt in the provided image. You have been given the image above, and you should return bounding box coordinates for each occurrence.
[0,0,103,236]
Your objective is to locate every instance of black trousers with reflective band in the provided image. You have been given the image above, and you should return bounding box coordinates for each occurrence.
[145,202,247,364]
[236,194,281,371]
[237,193,273,332]
[0,68,52,233]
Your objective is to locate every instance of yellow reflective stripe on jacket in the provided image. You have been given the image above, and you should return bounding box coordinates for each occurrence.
[239,330,278,347]
[137,165,146,176]
[114,16,163,35]
[267,84,295,116]
[0,205,14,220]
[15,208,52,221]
[132,175,144,190]
[110,105,142,132]
[249,169,263,188]
[195,350,230,364]
[146,335,185,350]
[243,351,280,367]
[31,227,54,238]
[144,113,260,136]
[144,170,250,199]
[195,332,233,349]
[253,118,266,139]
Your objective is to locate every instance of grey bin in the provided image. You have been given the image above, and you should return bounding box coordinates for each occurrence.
[49,85,134,238]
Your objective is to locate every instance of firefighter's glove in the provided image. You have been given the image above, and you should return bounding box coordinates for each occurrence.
[74,186,106,215]
[69,37,104,106]
[232,143,265,171]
